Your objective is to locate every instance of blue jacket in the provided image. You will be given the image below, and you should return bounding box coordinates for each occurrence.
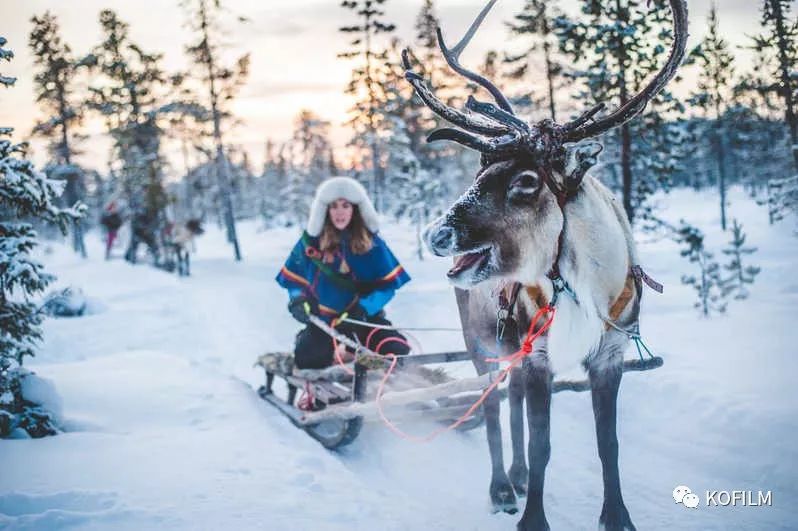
[276,231,410,322]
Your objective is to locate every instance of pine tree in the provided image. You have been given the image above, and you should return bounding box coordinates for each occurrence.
[506,0,566,121]
[181,0,250,261]
[721,218,761,300]
[384,114,443,260]
[677,222,726,316]
[1,36,84,438]
[87,10,171,264]
[687,3,735,230]
[29,12,91,257]
[338,0,396,211]
[555,0,686,223]
[291,110,336,186]
[750,0,798,169]
[763,174,798,225]
[283,110,337,220]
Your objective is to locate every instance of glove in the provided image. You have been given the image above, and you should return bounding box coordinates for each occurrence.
[288,295,316,324]
[346,304,368,321]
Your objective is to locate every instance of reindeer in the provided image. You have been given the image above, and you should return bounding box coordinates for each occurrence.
[163,218,204,276]
[402,1,687,529]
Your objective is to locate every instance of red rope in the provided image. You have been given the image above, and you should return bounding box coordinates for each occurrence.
[374,305,556,443]
[297,381,316,411]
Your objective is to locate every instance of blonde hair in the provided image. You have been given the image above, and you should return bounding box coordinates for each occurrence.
[319,205,373,257]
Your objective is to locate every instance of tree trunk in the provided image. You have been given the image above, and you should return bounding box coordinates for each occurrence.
[544,41,557,122]
[715,127,728,230]
[364,10,383,212]
[58,86,86,258]
[771,0,798,169]
[200,0,241,261]
[616,0,633,223]
[620,123,633,222]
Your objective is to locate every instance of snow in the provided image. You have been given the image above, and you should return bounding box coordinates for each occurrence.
[1,186,797,530]
[19,372,63,426]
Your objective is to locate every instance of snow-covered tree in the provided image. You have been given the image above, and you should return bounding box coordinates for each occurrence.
[721,219,761,300]
[1,36,83,438]
[87,10,172,264]
[338,0,396,211]
[749,0,798,169]
[506,0,567,121]
[181,0,250,261]
[384,114,443,260]
[687,3,736,230]
[677,222,726,316]
[29,11,91,257]
[290,110,337,188]
[555,0,688,223]
[763,174,798,225]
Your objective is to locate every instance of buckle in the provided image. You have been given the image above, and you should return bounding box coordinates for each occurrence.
[496,308,509,341]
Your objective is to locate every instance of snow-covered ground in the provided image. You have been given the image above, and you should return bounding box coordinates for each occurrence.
[1,187,796,530]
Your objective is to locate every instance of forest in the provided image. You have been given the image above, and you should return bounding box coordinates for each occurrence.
[1,1,797,529]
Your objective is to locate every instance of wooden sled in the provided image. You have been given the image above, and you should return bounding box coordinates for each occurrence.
[255,315,663,450]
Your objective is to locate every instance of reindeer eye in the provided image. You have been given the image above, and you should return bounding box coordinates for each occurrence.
[508,171,540,202]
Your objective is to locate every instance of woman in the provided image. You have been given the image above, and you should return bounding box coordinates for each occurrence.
[276,176,411,369]
[100,194,126,260]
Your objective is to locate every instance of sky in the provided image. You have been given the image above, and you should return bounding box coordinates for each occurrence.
[0,0,774,178]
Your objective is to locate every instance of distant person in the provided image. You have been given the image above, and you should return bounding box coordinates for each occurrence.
[276,177,411,369]
[100,195,126,260]
[125,206,162,265]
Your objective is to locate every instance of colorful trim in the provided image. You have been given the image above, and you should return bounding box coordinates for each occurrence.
[279,266,310,288]
[378,265,404,283]
[318,304,339,316]
[318,295,360,317]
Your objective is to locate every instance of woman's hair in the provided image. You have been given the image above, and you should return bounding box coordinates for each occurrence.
[319,205,373,256]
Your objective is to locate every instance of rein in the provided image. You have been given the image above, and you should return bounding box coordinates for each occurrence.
[495,166,661,353]
[496,164,577,346]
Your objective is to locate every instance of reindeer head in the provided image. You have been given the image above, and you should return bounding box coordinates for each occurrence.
[405,0,687,288]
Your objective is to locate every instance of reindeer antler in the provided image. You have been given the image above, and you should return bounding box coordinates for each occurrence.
[563,0,689,142]
[403,0,689,159]
[436,0,513,113]
[401,50,511,137]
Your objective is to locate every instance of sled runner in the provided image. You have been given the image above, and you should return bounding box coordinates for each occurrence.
[255,347,486,450]
[256,315,663,450]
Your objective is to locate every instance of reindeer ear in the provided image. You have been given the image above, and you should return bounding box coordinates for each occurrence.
[563,141,603,186]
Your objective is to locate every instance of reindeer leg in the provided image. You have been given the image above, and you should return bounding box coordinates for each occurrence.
[507,366,528,497]
[483,380,517,513]
[456,288,517,514]
[517,355,551,531]
[589,344,635,531]
[472,351,517,514]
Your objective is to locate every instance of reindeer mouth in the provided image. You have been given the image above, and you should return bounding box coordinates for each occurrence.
[447,246,494,284]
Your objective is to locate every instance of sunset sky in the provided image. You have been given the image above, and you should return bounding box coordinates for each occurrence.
[1,0,767,177]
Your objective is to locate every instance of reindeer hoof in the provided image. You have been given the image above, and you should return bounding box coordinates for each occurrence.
[490,478,518,514]
[508,463,528,497]
[516,510,550,531]
[598,502,636,531]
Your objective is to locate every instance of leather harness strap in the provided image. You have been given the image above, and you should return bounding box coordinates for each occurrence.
[496,166,661,340]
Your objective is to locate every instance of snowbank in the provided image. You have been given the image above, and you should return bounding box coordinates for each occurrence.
[0,187,795,530]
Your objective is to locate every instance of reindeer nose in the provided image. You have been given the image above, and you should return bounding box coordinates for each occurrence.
[427,225,455,256]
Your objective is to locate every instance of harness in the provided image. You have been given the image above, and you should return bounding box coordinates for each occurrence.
[495,165,663,346]
[301,232,382,295]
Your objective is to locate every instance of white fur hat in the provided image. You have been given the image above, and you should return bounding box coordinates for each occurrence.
[306,176,379,237]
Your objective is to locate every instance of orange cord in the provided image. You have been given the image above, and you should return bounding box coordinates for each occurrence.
[374,305,556,443]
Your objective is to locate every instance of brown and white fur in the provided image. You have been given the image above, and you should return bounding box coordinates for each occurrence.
[425,153,642,530]
[167,219,204,277]
[404,0,686,527]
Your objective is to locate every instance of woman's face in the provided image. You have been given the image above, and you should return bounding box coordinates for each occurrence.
[328,198,354,231]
